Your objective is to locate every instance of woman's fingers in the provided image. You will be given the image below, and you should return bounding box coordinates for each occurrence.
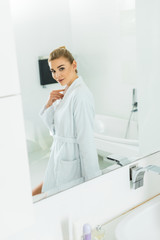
[51,89,65,93]
[52,95,63,101]
[50,89,64,97]
[51,93,64,98]
[49,92,64,104]
[46,89,65,107]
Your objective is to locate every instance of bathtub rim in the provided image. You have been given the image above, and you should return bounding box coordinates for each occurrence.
[94,132,139,146]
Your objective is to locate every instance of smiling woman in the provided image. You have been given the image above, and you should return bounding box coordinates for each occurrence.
[48,46,78,86]
[32,46,101,196]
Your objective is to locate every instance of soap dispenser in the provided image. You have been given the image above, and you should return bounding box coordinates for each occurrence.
[83,223,92,240]
[92,225,105,240]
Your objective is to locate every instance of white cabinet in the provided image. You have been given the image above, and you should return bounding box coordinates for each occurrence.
[0,0,20,97]
[0,95,33,239]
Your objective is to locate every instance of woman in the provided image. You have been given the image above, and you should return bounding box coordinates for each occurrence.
[32,46,101,196]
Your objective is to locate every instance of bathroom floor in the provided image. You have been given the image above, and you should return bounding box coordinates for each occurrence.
[28,149,50,189]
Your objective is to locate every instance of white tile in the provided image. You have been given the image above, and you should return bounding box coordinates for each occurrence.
[0,95,34,239]
[0,0,20,97]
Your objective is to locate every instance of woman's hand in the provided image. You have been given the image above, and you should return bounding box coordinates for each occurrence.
[46,89,65,108]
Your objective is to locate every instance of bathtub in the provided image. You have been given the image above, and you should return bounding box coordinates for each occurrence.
[94,114,139,158]
[115,195,160,240]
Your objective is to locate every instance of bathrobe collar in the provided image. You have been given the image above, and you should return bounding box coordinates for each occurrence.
[63,76,83,98]
[54,76,83,110]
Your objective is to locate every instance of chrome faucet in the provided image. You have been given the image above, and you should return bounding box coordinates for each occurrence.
[106,154,131,166]
[130,165,160,189]
[132,88,138,112]
[125,88,138,138]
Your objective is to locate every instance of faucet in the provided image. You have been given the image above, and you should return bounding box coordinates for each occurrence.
[106,154,131,166]
[132,88,138,112]
[130,165,160,189]
[125,88,138,138]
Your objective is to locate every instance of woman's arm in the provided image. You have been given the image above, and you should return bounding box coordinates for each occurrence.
[39,89,64,135]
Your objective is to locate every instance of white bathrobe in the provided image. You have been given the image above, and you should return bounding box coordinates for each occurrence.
[40,76,101,193]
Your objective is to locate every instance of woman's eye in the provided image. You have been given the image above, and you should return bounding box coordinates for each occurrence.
[59,67,65,71]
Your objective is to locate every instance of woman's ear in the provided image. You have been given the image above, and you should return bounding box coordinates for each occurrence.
[72,60,77,71]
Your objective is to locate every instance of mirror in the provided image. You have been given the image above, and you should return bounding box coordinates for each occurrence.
[10,0,154,202]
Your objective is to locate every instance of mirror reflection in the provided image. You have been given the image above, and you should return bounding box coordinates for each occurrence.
[32,47,102,196]
[10,0,140,202]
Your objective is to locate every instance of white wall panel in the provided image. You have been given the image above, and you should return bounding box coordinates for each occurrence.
[137,0,160,156]
[0,95,33,239]
[69,0,136,118]
[0,0,20,97]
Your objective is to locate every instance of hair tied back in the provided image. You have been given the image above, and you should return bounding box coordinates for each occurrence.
[59,46,66,49]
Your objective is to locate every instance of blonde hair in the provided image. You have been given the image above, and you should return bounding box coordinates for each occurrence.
[48,46,78,73]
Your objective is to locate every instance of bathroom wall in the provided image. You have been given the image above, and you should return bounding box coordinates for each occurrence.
[0,0,33,239]
[10,0,73,150]
[7,152,160,240]
[69,0,136,118]
[137,0,160,156]
[4,0,160,239]
[10,0,137,153]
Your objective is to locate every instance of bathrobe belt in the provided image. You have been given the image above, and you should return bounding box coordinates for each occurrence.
[53,135,78,144]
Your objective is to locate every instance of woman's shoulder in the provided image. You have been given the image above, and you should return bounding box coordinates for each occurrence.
[72,77,93,99]
[71,80,94,107]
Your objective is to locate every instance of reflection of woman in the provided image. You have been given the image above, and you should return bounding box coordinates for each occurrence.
[32,46,101,196]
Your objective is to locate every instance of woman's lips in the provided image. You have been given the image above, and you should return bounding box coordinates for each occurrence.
[59,79,64,83]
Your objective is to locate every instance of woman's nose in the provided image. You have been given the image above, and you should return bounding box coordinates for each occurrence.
[54,71,61,80]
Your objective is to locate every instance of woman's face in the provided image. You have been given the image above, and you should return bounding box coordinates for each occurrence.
[49,57,77,86]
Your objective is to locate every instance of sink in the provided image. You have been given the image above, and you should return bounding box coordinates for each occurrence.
[115,195,160,240]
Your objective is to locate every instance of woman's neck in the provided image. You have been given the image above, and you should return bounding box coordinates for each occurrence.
[67,74,79,88]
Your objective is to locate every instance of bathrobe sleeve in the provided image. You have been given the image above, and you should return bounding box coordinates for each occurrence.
[39,104,56,136]
[73,90,102,181]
